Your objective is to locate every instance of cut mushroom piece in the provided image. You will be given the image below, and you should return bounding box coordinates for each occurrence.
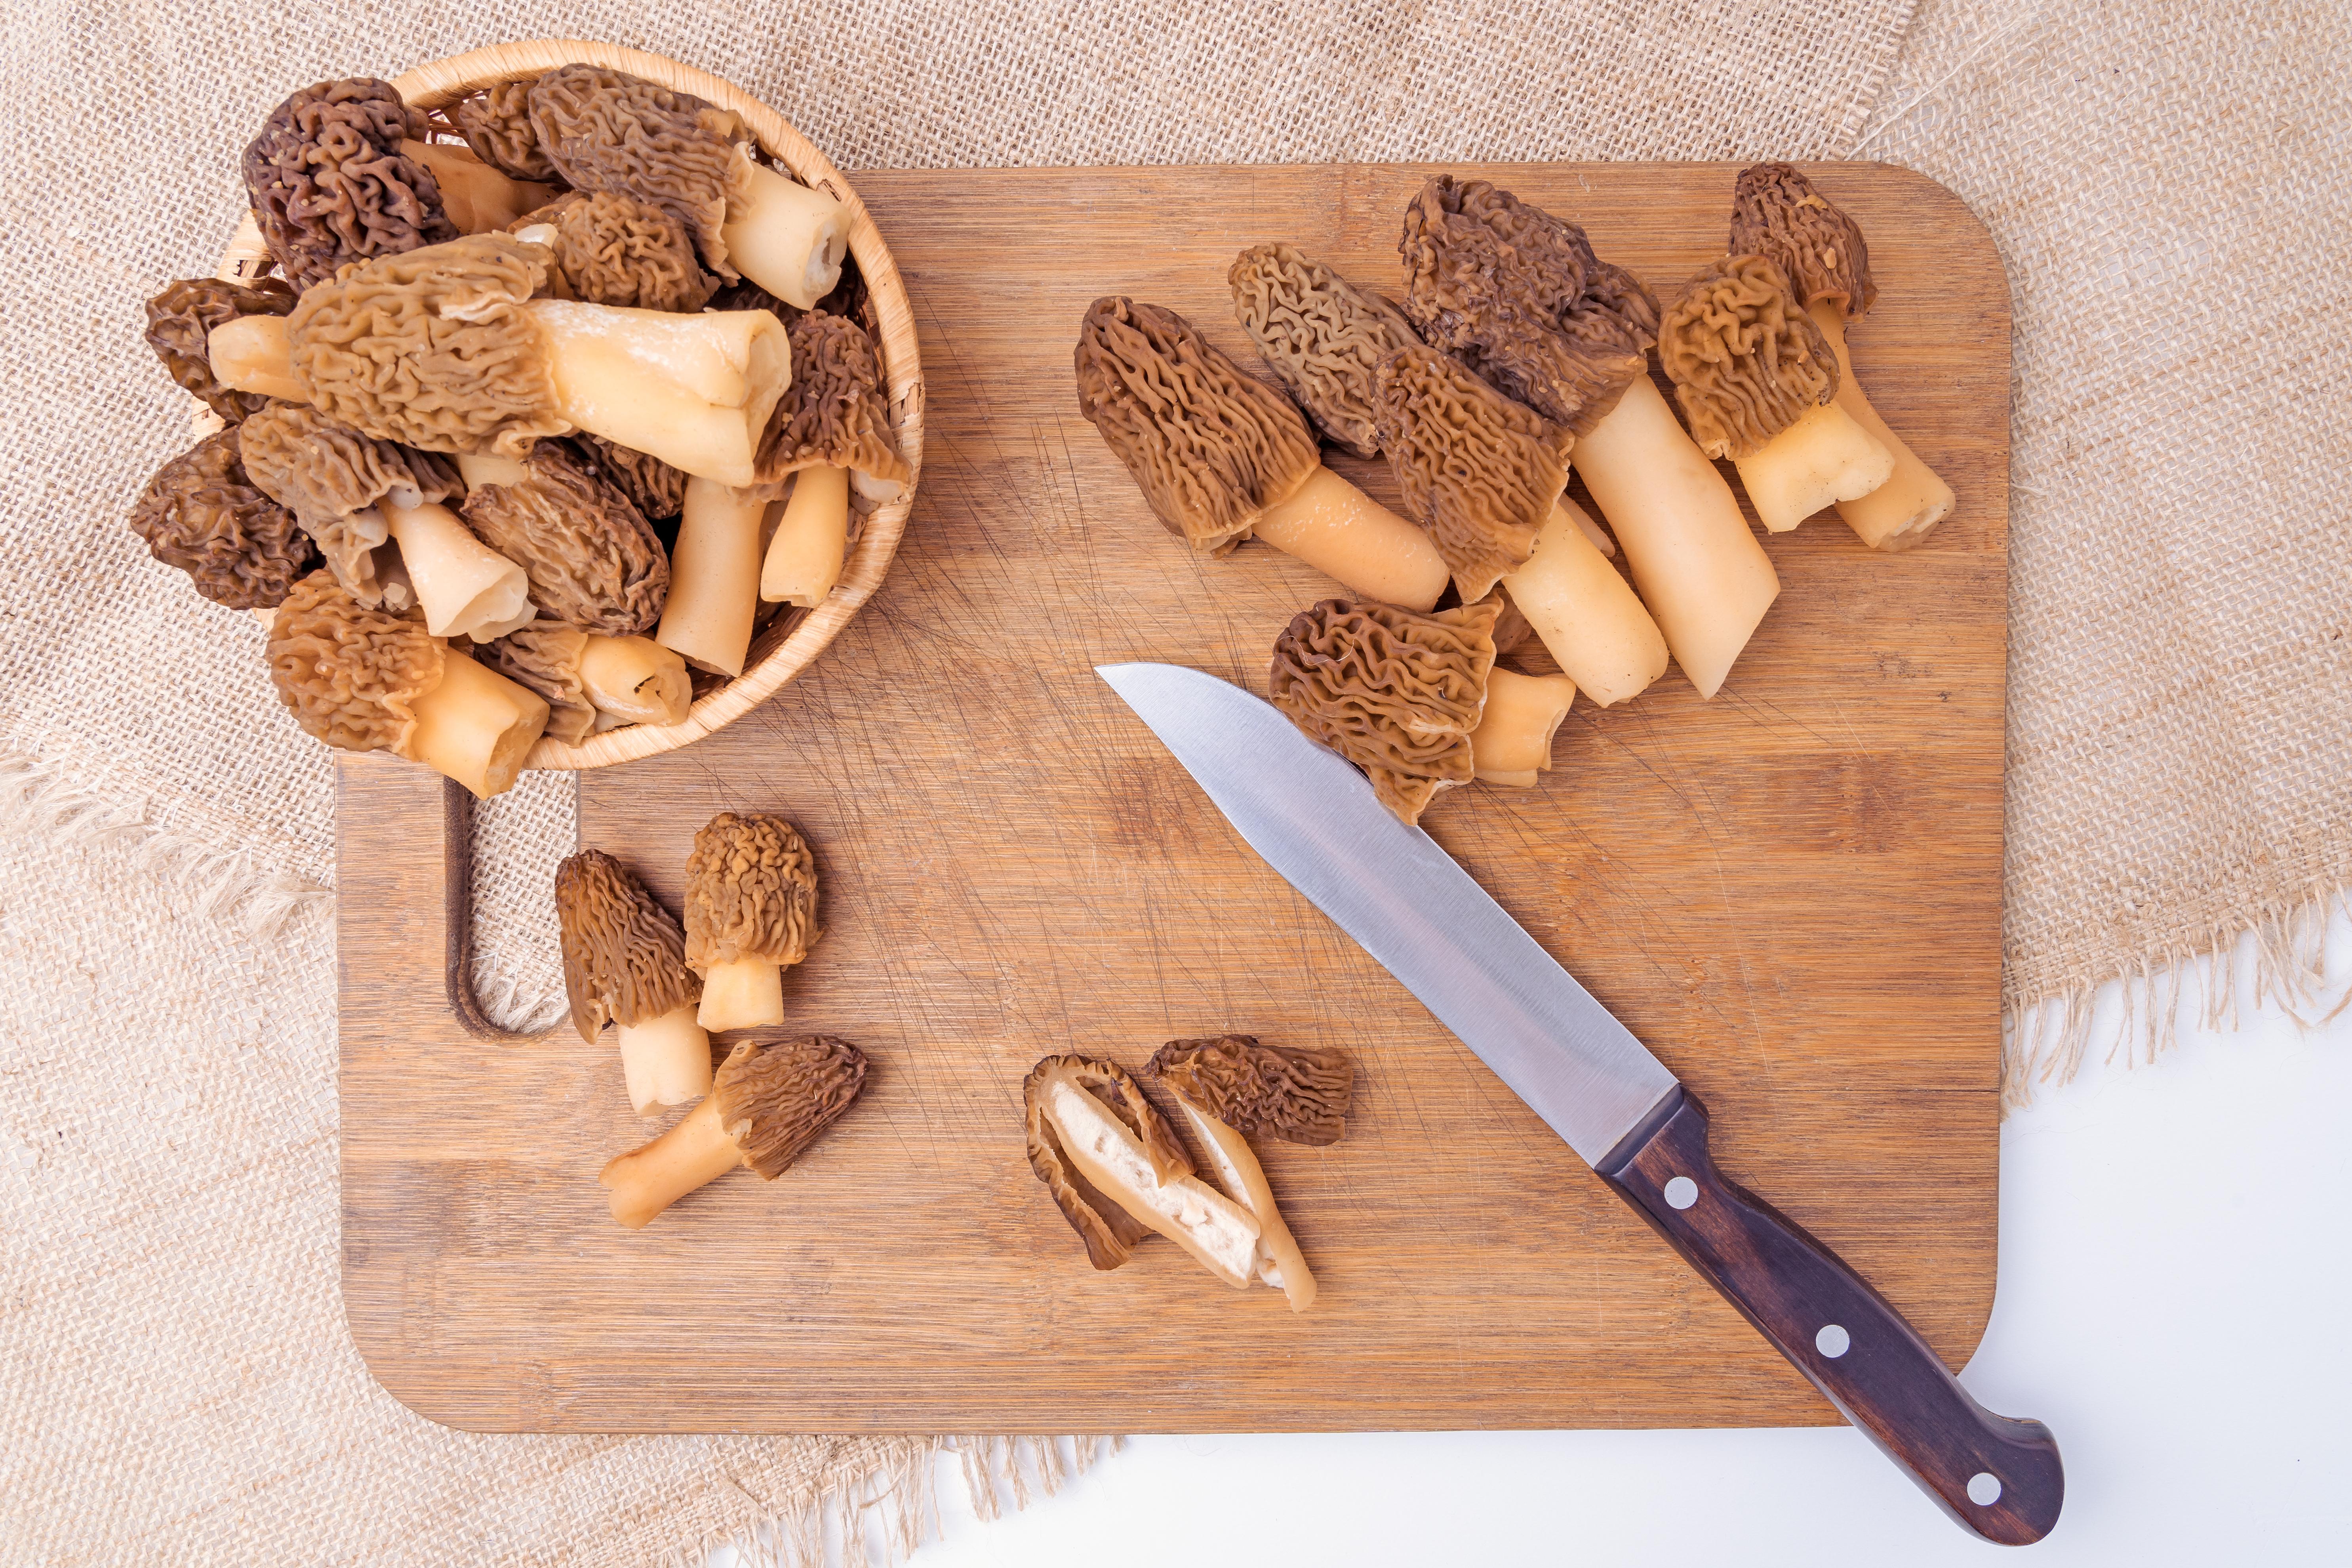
[600,1035,866,1229]
[144,277,297,426]
[1498,498,1667,707]
[476,625,690,744]
[1228,242,1423,458]
[128,430,319,610]
[458,440,668,634]
[555,849,710,1115]
[1144,1035,1354,1147]
[1075,297,1447,610]
[381,497,535,640]
[1659,254,1892,534]
[1467,668,1579,786]
[684,811,821,1032]
[660,476,766,676]
[241,77,459,290]
[1371,342,1567,602]
[236,404,463,612]
[1021,1055,1166,1270]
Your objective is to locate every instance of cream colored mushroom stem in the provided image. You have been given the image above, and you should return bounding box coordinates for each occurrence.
[1467,669,1579,787]
[1808,301,1957,551]
[580,635,692,728]
[206,316,305,403]
[659,477,765,677]
[1253,467,1449,612]
[760,465,849,606]
[1167,1096,1316,1311]
[1041,1075,1262,1289]
[697,958,784,1032]
[401,141,560,233]
[381,499,534,640]
[527,303,790,488]
[616,1004,714,1118]
[1570,377,1781,700]
[1500,499,1666,707]
[402,648,551,799]
[599,1093,743,1229]
[1734,396,1892,535]
[721,152,847,310]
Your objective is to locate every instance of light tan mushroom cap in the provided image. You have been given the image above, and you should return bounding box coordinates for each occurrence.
[1660,254,1842,460]
[754,312,910,489]
[1228,243,1423,459]
[238,404,462,608]
[1728,163,1877,318]
[714,1035,867,1179]
[455,77,562,183]
[526,64,751,280]
[1023,1054,1192,1271]
[1373,345,1570,601]
[1268,596,1501,825]
[476,623,595,744]
[459,440,668,634]
[1074,296,1322,556]
[265,569,446,754]
[683,811,821,970]
[1146,1035,1354,1147]
[554,848,701,1040]
[514,190,715,313]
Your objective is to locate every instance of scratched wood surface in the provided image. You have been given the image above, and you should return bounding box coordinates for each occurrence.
[337,162,2011,1433]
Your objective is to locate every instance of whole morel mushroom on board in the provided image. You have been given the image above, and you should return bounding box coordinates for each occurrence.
[475,624,690,744]
[1227,243,1423,460]
[1074,297,1448,611]
[556,850,711,1116]
[143,277,297,426]
[1729,163,1954,550]
[1657,253,1892,535]
[600,1036,867,1229]
[128,430,320,610]
[755,311,911,610]
[684,811,821,1031]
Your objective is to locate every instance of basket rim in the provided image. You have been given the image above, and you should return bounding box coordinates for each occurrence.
[211,38,924,773]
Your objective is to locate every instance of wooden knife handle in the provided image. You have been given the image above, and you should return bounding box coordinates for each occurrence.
[1596,1086,2063,1545]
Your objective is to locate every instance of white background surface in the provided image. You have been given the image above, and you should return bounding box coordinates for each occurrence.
[716,915,2352,1566]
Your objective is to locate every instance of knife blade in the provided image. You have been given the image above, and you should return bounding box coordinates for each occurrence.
[1098,661,2063,1547]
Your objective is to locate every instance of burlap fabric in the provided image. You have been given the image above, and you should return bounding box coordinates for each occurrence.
[0,3,1925,1561]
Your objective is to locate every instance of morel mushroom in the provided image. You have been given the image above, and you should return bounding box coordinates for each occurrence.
[143,277,297,425]
[455,441,668,634]
[1497,498,1666,709]
[1227,243,1423,459]
[1729,164,1955,550]
[1268,596,1499,826]
[1398,176,1778,700]
[600,1036,867,1229]
[128,430,319,610]
[579,434,688,524]
[756,312,910,608]
[556,849,710,1116]
[1024,1055,1264,1289]
[266,570,549,797]
[684,811,821,1031]
[527,65,848,309]
[453,78,560,183]
[510,191,716,312]
[1659,253,1892,535]
[242,78,460,291]
[1467,669,1579,786]
[476,625,690,744]
[1075,297,1447,611]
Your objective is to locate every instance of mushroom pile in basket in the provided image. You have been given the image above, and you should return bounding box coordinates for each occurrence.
[129,68,908,798]
[1076,167,1956,827]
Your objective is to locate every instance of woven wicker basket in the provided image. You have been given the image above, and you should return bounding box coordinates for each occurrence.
[211,40,924,772]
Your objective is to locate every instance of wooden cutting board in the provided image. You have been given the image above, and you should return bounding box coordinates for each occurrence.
[336,162,2010,1434]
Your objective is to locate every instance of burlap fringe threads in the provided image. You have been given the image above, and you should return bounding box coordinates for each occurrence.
[682,1436,1120,1568]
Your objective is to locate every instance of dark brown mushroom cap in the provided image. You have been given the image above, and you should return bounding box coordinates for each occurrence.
[238,403,462,608]
[1728,163,1877,319]
[526,65,750,280]
[1659,254,1842,461]
[1397,176,1655,438]
[453,77,562,183]
[683,811,821,970]
[1074,296,1322,556]
[1023,1054,1192,1271]
[128,430,320,610]
[512,191,715,313]
[265,569,445,754]
[476,623,595,745]
[459,440,668,634]
[143,277,298,425]
[714,1035,867,1179]
[242,78,460,291]
[288,233,566,457]
[1146,1035,1354,1147]
[754,312,910,488]
[577,434,688,522]
[1228,243,1423,459]
[554,848,701,1042]
[1268,596,1501,826]
[1373,345,1569,601]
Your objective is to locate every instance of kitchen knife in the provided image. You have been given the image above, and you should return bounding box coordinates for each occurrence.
[1097,661,2063,1547]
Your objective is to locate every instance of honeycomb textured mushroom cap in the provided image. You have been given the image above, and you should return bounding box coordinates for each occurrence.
[476,623,595,745]
[453,77,562,184]
[128,429,319,610]
[684,811,821,970]
[1728,163,1877,318]
[1228,243,1423,459]
[514,191,714,313]
[1147,1035,1354,1147]
[1074,296,1322,556]
[143,277,298,425]
[554,848,701,1041]
[577,434,688,522]
[265,569,445,753]
[526,65,750,280]
[754,311,909,487]
[715,1035,867,1179]
[1373,344,1570,600]
[1660,253,1842,460]
[238,403,462,607]
[459,440,668,634]
[288,233,567,457]
[1268,596,1501,825]
[1023,1054,1192,1271]
[242,77,459,291]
